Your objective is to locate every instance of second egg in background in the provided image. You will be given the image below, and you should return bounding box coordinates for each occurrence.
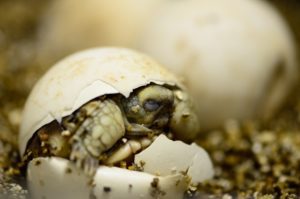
[36,0,298,130]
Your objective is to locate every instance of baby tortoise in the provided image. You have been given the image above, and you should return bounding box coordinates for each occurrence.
[23,84,199,175]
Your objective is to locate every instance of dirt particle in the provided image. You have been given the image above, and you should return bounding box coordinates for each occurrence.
[150,177,159,188]
[34,160,41,166]
[103,186,111,193]
[65,167,72,174]
[149,177,166,197]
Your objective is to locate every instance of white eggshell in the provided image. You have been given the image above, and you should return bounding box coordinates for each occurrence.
[135,134,214,184]
[93,167,187,199]
[37,0,164,64]
[27,157,188,199]
[137,0,298,129]
[19,47,182,155]
[27,135,214,199]
[27,157,91,199]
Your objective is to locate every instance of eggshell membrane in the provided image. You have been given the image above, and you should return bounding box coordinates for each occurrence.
[137,0,298,129]
[135,134,214,184]
[20,48,183,155]
[27,135,214,199]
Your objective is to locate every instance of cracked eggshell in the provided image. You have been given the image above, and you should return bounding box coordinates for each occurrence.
[93,166,187,199]
[27,135,213,199]
[27,158,187,199]
[19,47,183,155]
[27,158,91,199]
[137,0,298,129]
[135,134,214,184]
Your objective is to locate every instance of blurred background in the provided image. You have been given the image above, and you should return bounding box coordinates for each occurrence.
[0,0,299,198]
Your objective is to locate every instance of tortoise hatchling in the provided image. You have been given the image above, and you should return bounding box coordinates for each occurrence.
[19,48,200,176]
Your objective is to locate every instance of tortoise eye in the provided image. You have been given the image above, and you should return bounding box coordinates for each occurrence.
[144,99,160,112]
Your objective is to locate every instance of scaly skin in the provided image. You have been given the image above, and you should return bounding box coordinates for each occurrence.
[23,84,200,176]
[63,99,125,175]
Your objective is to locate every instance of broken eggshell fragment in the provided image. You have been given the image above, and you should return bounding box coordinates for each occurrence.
[27,135,214,199]
[135,134,214,184]
[19,47,186,155]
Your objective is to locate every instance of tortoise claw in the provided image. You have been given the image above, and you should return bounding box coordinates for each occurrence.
[70,141,98,176]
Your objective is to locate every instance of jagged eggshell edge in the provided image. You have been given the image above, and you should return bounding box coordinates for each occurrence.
[27,131,214,199]
[135,134,214,184]
[27,158,187,199]
[19,47,183,155]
